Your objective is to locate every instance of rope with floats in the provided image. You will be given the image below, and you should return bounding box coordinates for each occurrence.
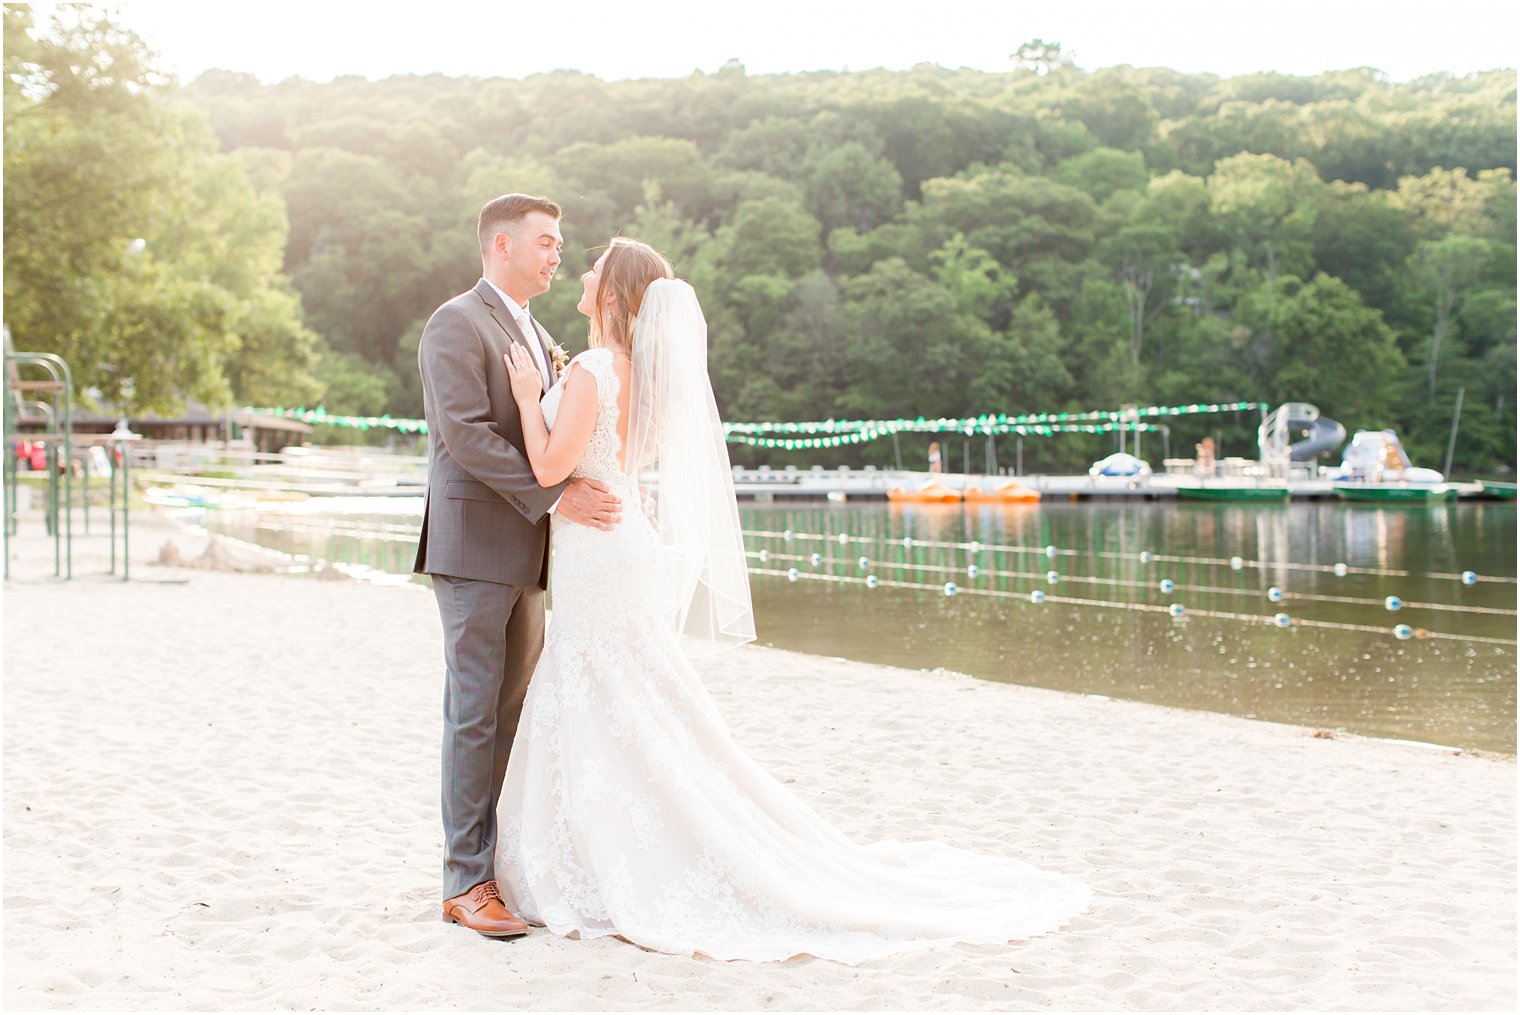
[746,562,1518,647]
[747,548,1517,618]
[745,528,1514,586]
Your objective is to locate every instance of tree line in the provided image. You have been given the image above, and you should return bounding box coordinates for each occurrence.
[5,6,1515,472]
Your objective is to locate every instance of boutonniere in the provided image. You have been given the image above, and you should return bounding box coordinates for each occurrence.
[548,341,569,375]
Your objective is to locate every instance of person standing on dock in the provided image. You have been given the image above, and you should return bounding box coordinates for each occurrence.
[412,193,621,938]
[1196,437,1215,476]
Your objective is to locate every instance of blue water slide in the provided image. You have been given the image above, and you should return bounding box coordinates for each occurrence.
[1288,413,1345,461]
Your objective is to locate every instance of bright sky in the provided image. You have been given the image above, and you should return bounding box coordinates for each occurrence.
[85,0,1519,84]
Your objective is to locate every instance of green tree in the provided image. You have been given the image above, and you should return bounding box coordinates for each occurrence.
[1068,277,1140,404]
[314,350,394,416]
[715,116,811,179]
[805,142,903,234]
[838,258,961,416]
[158,47,1516,468]
[1310,180,1415,314]
[713,197,822,280]
[1054,147,1149,203]
[1208,153,1324,280]
[4,5,316,413]
[1055,70,1160,152]
[278,147,446,372]
[1390,166,1517,242]
[1247,273,1406,426]
[1011,39,1074,77]
[915,168,1099,276]
[969,293,1074,412]
[1095,225,1180,365]
[553,136,716,223]
[1409,235,1499,395]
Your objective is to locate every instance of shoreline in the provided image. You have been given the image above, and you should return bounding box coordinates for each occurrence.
[109,506,1520,755]
[4,514,1516,1010]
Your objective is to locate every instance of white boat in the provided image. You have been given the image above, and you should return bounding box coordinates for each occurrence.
[1089,452,1152,478]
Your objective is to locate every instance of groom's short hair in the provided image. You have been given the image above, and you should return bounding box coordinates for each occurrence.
[479,194,562,254]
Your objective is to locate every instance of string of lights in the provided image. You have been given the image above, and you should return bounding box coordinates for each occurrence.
[256,399,1264,446]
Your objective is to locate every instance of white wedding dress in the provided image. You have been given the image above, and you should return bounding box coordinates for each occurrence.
[497,347,1090,964]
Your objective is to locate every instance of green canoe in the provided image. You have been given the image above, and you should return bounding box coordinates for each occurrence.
[1333,484,1458,503]
[1177,485,1292,502]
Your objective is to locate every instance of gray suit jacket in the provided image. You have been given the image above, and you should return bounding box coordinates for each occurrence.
[413,279,565,587]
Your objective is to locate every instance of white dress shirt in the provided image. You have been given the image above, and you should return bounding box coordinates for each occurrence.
[483,277,564,512]
[483,277,552,388]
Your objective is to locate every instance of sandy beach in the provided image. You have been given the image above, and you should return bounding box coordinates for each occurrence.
[3,512,1515,1011]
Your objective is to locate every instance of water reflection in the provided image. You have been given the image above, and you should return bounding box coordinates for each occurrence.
[740,500,1516,754]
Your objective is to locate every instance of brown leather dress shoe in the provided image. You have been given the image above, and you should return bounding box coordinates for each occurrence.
[442,881,529,938]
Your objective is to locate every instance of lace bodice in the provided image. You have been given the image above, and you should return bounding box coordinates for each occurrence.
[540,348,624,487]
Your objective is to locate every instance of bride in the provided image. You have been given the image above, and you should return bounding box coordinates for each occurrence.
[498,237,1089,963]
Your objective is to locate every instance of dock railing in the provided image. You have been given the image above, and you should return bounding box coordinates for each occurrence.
[131,443,428,496]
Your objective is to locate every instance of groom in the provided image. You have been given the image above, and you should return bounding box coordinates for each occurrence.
[414,193,621,937]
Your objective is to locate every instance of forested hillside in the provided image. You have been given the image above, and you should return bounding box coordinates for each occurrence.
[7,7,1515,471]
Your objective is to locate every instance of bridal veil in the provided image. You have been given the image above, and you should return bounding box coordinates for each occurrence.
[624,278,755,657]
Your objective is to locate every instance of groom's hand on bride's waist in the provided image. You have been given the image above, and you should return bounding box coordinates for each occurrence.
[555,478,620,530]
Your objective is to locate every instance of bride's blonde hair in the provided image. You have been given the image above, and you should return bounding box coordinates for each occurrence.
[589,237,674,354]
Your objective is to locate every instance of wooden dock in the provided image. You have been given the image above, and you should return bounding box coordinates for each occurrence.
[98,443,1501,504]
[731,466,1492,501]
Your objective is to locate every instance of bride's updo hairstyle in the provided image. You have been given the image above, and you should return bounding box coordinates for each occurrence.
[590,237,673,354]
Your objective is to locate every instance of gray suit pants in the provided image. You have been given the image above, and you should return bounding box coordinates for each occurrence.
[432,573,545,899]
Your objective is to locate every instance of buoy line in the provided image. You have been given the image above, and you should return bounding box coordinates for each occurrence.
[745,564,1518,646]
[744,529,1514,585]
[747,549,1516,618]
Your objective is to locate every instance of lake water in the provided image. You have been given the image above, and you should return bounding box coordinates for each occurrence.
[202,497,1517,753]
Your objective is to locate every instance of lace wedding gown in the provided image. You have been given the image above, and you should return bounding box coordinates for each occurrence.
[497,348,1090,963]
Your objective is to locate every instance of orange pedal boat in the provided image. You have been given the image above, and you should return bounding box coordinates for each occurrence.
[962,479,1041,503]
[886,480,963,503]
